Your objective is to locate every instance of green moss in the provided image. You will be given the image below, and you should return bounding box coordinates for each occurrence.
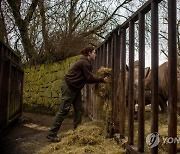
[23,56,79,114]
[51,80,61,91]
[40,64,45,71]
[51,91,59,98]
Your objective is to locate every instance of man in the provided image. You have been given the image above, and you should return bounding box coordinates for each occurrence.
[46,46,108,142]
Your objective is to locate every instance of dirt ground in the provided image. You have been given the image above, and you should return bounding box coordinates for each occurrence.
[0,112,91,154]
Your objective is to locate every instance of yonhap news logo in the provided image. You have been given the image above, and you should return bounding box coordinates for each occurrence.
[146,132,160,148]
[146,132,180,148]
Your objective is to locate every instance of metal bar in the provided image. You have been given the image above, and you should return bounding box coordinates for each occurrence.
[138,12,145,152]
[119,28,126,138]
[151,1,159,154]
[168,0,177,153]
[128,20,135,145]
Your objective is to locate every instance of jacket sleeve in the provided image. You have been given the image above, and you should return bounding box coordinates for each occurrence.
[82,62,104,83]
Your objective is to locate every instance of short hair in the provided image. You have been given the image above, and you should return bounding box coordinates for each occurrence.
[80,46,95,56]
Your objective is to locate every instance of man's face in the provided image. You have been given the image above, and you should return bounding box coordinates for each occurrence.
[89,50,96,60]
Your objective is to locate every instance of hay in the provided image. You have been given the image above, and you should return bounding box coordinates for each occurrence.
[94,67,112,99]
[131,110,180,153]
[37,120,125,154]
[93,67,112,125]
[92,67,180,153]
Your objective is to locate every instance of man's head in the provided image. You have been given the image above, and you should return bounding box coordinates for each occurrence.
[80,46,96,60]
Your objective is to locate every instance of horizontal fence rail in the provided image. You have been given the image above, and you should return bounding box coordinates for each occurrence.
[84,0,177,153]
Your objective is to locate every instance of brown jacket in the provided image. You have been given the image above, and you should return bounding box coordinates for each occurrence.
[65,56,104,89]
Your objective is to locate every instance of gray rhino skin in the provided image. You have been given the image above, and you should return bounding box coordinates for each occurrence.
[115,61,174,114]
[116,61,151,108]
[133,61,168,113]
[144,62,176,113]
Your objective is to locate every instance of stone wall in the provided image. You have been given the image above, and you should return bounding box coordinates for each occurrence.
[23,56,79,114]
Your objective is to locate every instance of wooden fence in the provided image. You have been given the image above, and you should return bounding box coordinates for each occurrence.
[84,0,177,153]
[0,41,24,134]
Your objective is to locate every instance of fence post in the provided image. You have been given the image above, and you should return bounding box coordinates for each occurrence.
[151,1,159,153]
[138,11,145,152]
[168,0,177,153]
[128,20,135,145]
[119,28,126,138]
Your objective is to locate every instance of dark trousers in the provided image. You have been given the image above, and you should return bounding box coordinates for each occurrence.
[49,81,83,136]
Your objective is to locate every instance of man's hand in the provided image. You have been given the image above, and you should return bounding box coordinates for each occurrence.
[103,76,108,83]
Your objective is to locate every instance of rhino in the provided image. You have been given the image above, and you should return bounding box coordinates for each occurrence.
[131,61,169,114]
[115,61,150,107]
[115,61,170,114]
[144,61,180,113]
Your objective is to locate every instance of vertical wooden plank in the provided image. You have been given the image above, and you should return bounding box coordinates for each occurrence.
[113,32,120,133]
[98,48,101,69]
[103,43,107,67]
[114,30,121,133]
[168,0,177,153]
[0,41,23,130]
[138,12,145,152]
[84,85,89,116]
[108,38,112,68]
[1,58,10,127]
[0,44,4,126]
[107,37,114,137]
[151,1,159,153]
[128,20,135,145]
[20,70,24,115]
[119,28,126,138]
[99,45,103,67]
[6,52,11,122]
[110,35,115,135]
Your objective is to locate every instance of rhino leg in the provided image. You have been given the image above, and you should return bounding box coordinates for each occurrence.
[159,95,167,113]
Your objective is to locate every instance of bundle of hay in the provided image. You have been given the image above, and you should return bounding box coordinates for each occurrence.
[37,121,126,154]
[93,67,112,123]
[94,67,112,99]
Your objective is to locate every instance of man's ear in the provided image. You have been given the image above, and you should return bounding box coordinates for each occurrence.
[87,52,91,56]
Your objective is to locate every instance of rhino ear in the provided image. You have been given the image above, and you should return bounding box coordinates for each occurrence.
[126,65,129,71]
[145,67,150,78]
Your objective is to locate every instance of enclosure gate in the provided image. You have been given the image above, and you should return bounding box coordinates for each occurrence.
[0,41,24,134]
[85,0,177,153]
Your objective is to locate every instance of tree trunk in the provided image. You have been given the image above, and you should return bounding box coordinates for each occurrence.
[0,0,8,44]
[7,0,38,60]
[39,0,50,54]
